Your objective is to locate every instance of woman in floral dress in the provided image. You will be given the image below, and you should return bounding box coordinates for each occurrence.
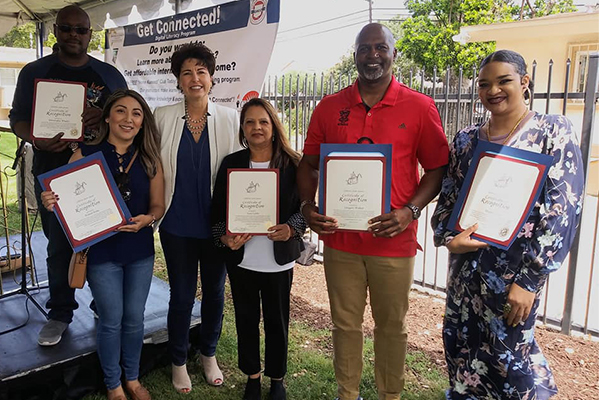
[431,50,585,400]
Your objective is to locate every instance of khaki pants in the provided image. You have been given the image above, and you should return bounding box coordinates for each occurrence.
[324,246,415,400]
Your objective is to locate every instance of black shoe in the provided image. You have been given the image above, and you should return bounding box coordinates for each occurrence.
[269,379,286,400]
[333,397,363,400]
[243,377,261,400]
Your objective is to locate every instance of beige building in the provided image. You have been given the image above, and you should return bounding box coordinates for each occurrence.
[0,47,52,119]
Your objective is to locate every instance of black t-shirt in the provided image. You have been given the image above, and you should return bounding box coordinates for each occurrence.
[9,54,127,176]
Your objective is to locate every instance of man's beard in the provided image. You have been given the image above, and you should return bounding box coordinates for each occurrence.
[360,65,384,81]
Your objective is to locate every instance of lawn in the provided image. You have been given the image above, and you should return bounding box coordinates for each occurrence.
[0,131,39,236]
[82,239,447,400]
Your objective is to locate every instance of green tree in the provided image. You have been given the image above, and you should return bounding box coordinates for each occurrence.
[0,22,105,53]
[0,23,42,48]
[398,0,576,75]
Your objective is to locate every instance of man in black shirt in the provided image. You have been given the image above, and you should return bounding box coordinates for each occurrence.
[10,5,127,346]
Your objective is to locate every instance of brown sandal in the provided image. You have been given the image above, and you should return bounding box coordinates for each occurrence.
[125,383,151,400]
[107,386,127,400]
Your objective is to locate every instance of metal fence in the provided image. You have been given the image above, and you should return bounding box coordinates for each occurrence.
[262,55,600,337]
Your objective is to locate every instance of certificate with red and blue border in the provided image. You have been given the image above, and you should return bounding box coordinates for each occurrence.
[319,144,392,232]
[37,152,132,252]
[447,141,553,250]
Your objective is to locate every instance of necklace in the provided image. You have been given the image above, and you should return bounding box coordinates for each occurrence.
[185,102,208,135]
[486,109,529,145]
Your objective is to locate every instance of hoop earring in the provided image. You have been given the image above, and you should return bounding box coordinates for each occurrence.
[523,87,532,106]
[472,99,486,116]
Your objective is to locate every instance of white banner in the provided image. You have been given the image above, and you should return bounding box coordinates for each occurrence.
[107,0,279,110]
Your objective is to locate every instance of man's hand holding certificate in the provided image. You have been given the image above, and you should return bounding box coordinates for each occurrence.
[318,144,392,232]
[31,79,87,143]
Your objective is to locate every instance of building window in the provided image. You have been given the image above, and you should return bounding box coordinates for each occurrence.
[569,43,599,95]
[0,68,19,86]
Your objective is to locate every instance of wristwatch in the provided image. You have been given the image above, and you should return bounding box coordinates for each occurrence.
[300,199,316,215]
[404,203,421,220]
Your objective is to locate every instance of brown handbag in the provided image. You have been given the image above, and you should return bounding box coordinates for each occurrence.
[68,248,89,289]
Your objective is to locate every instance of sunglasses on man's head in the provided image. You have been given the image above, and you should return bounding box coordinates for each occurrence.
[55,24,91,35]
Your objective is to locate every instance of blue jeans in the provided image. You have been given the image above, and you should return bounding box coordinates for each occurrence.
[35,180,77,323]
[87,255,154,390]
[159,231,226,366]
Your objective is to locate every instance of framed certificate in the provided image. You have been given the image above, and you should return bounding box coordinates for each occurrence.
[227,169,279,235]
[319,144,392,232]
[447,141,553,249]
[31,79,87,141]
[38,152,132,252]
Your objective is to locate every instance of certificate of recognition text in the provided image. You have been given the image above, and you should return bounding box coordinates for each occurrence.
[31,80,86,141]
[458,156,540,241]
[227,169,279,234]
[324,158,385,231]
[49,164,124,241]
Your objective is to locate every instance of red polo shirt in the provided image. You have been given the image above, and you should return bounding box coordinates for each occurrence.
[303,77,449,257]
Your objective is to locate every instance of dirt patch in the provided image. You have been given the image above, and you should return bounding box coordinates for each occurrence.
[291,262,599,400]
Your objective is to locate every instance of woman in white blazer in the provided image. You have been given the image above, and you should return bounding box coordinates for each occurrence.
[153,42,240,394]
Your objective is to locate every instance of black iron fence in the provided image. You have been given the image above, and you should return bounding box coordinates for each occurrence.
[262,54,600,337]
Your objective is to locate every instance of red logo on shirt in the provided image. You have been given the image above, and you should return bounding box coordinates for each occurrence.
[338,109,350,126]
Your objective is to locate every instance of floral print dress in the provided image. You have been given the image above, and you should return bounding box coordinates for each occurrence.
[431,112,585,400]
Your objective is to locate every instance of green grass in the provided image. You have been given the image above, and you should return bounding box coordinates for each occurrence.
[0,132,40,235]
[83,246,447,400]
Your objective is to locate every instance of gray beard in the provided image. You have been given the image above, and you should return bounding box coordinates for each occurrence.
[361,66,384,81]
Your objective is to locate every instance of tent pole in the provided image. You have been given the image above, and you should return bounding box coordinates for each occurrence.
[35,22,44,59]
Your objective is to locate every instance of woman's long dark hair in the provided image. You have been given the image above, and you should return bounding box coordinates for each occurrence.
[479,50,534,99]
[238,98,301,169]
[91,89,162,178]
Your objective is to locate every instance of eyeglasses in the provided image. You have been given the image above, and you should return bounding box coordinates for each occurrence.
[115,172,132,202]
[55,24,91,35]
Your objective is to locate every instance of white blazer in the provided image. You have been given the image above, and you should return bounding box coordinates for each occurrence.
[154,100,241,228]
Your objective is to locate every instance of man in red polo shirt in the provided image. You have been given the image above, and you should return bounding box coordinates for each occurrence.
[298,23,449,400]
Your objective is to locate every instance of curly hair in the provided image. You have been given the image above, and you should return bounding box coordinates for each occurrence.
[170,42,216,78]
